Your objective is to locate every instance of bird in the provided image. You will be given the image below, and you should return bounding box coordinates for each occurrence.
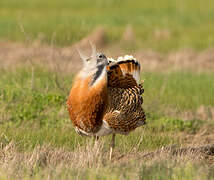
[67,43,146,159]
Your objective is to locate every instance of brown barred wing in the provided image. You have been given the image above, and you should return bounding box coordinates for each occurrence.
[105,57,146,133]
[104,85,146,134]
[107,59,140,88]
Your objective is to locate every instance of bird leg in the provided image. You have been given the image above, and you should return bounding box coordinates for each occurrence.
[109,134,115,160]
[94,135,99,141]
[93,135,99,147]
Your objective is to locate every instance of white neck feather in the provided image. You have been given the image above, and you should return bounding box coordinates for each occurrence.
[78,64,107,86]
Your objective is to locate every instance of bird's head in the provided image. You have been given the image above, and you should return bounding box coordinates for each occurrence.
[77,42,108,76]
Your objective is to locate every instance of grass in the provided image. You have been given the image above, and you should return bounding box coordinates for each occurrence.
[0,0,214,178]
[1,66,213,179]
[143,72,214,110]
[0,67,213,151]
[0,0,214,52]
[0,141,213,179]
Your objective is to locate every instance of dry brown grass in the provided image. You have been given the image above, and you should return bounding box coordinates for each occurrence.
[158,105,214,122]
[0,140,107,178]
[0,139,213,179]
[0,29,214,74]
[135,48,214,73]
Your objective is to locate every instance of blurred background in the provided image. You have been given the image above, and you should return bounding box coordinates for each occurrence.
[0,0,214,71]
[0,0,214,179]
[1,0,214,49]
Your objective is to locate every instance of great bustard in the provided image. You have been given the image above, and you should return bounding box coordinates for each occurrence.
[67,43,146,159]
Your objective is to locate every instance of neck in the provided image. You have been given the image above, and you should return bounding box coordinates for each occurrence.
[68,65,108,134]
[78,64,107,87]
[90,64,106,86]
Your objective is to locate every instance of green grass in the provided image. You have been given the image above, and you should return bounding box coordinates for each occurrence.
[0,0,214,52]
[1,1,214,178]
[143,71,214,110]
[0,67,214,179]
[0,67,213,151]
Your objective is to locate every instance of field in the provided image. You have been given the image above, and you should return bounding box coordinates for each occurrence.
[1,0,214,52]
[0,0,214,179]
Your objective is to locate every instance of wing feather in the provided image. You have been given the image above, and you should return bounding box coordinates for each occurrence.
[104,55,146,134]
[107,56,141,88]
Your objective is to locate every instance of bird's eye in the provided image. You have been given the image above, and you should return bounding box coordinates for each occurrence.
[98,54,106,59]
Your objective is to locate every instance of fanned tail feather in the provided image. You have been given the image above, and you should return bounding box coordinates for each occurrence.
[107,55,141,88]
